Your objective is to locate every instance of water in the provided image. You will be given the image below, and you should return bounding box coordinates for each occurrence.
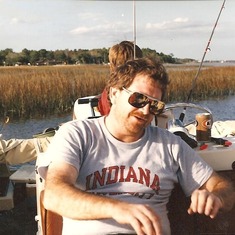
[1,114,72,140]
[196,96,235,121]
[168,96,235,125]
[1,96,235,140]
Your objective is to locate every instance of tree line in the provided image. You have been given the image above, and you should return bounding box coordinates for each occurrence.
[0,48,195,67]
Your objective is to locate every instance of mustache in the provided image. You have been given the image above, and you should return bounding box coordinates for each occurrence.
[130,110,150,121]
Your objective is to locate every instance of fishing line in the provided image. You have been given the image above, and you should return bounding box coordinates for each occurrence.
[179,0,226,122]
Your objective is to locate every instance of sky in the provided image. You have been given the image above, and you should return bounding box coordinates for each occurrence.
[0,0,235,61]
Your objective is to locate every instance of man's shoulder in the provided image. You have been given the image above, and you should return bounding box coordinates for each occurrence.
[149,125,173,136]
[148,125,186,144]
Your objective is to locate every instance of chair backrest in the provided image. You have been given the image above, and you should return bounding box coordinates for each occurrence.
[39,190,63,235]
[35,144,63,235]
[35,95,102,235]
[73,95,101,120]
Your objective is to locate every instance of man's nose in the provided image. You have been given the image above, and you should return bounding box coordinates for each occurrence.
[140,103,150,115]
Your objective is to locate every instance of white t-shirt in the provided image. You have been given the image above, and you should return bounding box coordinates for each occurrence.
[46,116,213,235]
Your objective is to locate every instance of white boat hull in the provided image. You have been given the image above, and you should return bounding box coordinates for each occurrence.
[196,137,235,171]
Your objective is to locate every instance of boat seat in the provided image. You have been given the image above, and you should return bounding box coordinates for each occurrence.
[73,95,101,120]
[39,190,63,235]
[34,140,64,235]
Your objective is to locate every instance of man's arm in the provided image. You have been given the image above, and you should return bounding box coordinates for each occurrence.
[188,171,234,218]
[43,161,162,235]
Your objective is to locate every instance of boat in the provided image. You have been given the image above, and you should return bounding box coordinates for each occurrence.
[1,93,235,235]
[1,1,235,234]
[31,96,235,235]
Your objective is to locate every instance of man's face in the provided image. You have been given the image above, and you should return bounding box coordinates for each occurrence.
[109,74,163,138]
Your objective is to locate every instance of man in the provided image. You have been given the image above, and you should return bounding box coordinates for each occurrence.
[73,41,143,119]
[43,57,234,235]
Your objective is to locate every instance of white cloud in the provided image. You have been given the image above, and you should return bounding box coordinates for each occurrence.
[70,21,131,36]
[10,17,19,24]
[173,17,188,23]
[78,12,103,22]
[70,26,90,34]
[9,16,36,25]
[146,17,189,31]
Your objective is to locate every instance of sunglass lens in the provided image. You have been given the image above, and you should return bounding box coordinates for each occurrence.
[150,101,165,115]
[127,89,165,115]
[128,92,147,108]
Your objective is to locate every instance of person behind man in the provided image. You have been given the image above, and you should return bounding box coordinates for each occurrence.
[98,40,143,116]
[43,57,234,235]
[73,41,143,119]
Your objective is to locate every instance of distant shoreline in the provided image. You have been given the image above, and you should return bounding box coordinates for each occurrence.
[165,61,235,68]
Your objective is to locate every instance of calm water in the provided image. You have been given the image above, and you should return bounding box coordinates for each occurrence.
[1,96,235,140]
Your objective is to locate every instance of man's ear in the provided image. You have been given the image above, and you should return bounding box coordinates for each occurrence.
[109,87,120,105]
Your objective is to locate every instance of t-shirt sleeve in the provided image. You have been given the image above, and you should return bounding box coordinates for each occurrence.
[174,138,214,197]
[45,121,85,173]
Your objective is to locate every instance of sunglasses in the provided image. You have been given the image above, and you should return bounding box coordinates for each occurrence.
[122,87,165,115]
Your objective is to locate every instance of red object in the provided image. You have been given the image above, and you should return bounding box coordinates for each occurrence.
[98,89,111,115]
[224,141,232,147]
[200,144,208,150]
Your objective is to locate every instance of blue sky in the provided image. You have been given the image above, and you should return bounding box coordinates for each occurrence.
[0,0,234,61]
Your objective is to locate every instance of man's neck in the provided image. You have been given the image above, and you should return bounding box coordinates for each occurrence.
[104,115,144,143]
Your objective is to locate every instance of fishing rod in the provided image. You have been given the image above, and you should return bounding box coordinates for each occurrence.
[179,0,226,122]
[133,0,136,59]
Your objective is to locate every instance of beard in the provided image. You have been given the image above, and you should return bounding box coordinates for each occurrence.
[124,110,152,135]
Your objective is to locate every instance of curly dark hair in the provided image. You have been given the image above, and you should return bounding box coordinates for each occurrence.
[106,57,169,104]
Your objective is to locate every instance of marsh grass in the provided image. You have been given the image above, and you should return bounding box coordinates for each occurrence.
[0,65,108,119]
[165,65,235,102]
[0,64,235,120]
